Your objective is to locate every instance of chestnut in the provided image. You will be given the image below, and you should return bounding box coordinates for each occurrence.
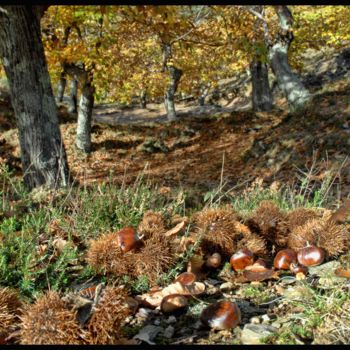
[116,226,141,253]
[161,294,188,314]
[174,272,196,286]
[254,258,267,268]
[273,249,297,270]
[290,262,308,275]
[297,246,325,267]
[200,300,241,330]
[205,253,222,269]
[230,248,254,271]
[243,264,275,282]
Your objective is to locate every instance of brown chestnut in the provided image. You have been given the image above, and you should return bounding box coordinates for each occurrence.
[161,294,188,314]
[297,246,325,267]
[290,262,308,275]
[174,272,196,286]
[205,253,222,269]
[273,249,297,270]
[243,265,275,282]
[200,300,241,330]
[116,226,141,253]
[230,248,254,271]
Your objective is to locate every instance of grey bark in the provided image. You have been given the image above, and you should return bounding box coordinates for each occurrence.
[0,6,71,190]
[140,89,147,109]
[64,62,94,153]
[250,58,273,111]
[198,83,211,106]
[56,71,66,103]
[68,77,78,113]
[164,66,182,121]
[268,6,310,112]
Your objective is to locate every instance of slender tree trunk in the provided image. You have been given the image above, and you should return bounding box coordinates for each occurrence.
[268,6,310,112]
[164,66,182,121]
[250,58,273,111]
[56,71,66,103]
[140,89,147,109]
[68,77,78,113]
[76,81,94,153]
[64,62,94,153]
[198,83,211,106]
[0,6,70,190]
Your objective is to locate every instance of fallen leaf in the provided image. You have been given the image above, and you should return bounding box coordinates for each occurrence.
[164,221,186,237]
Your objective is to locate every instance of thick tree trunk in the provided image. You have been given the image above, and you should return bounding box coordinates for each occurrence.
[164,66,182,121]
[76,81,94,153]
[140,89,147,109]
[0,6,70,190]
[269,6,310,112]
[56,71,66,103]
[250,58,273,111]
[68,77,78,113]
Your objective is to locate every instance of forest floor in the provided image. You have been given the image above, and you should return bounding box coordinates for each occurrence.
[1,49,350,345]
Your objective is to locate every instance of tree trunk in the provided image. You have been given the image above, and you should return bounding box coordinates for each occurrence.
[0,6,71,190]
[250,58,273,111]
[164,66,182,121]
[140,89,147,109]
[68,77,78,113]
[269,6,310,112]
[76,81,94,153]
[198,83,211,106]
[56,71,66,103]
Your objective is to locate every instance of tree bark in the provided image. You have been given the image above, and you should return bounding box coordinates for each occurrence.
[0,6,71,190]
[68,77,78,113]
[140,89,147,109]
[198,83,211,106]
[268,6,310,112]
[164,66,182,121]
[56,71,66,103]
[250,58,273,111]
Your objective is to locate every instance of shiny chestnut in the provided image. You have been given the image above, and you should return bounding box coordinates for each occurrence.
[161,294,188,314]
[200,300,241,330]
[297,246,325,267]
[230,248,254,271]
[273,249,297,270]
[290,262,308,275]
[174,272,196,286]
[116,226,141,253]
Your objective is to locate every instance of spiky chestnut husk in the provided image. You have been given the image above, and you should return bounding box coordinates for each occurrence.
[19,291,86,345]
[194,208,243,258]
[0,287,22,338]
[86,231,176,284]
[137,210,166,239]
[133,234,177,284]
[288,218,349,257]
[86,286,130,345]
[86,232,135,276]
[246,201,288,247]
[286,208,319,231]
[236,232,268,257]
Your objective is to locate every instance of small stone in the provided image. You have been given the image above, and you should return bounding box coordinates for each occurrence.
[163,325,175,339]
[261,314,270,324]
[136,308,152,319]
[220,282,234,292]
[271,321,281,329]
[250,316,260,324]
[133,325,164,345]
[241,324,277,344]
[166,316,177,324]
[192,320,203,330]
[153,319,161,326]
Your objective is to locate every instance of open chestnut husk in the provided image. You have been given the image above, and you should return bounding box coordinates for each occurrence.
[116,226,142,253]
[230,248,254,271]
[200,300,241,330]
[161,294,188,314]
[297,246,325,267]
[273,249,297,270]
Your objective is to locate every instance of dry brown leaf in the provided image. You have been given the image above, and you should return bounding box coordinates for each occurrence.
[164,221,186,237]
